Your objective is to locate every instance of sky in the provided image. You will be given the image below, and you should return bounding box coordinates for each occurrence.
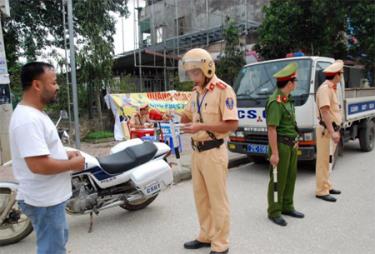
[113,0,145,55]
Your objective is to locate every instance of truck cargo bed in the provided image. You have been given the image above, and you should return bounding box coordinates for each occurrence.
[345,87,375,98]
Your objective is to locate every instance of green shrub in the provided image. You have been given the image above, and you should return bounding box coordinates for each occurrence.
[174,81,194,91]
[85,131,114,140]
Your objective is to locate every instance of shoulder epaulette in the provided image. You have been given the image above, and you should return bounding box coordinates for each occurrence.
[275,95,288,103]
[216,82,227,90]
[208,83,215,91]
[276,95,282,103]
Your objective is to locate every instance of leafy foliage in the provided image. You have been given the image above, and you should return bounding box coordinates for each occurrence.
[216,18,245,86]
[347,0,375,80]
[108,74,138,93]
[254,0,375,83]
[2,0,129,129]
[173,81,194,91]
[84,130,114,140]
[254,0,349,59]
[2,0,128,62]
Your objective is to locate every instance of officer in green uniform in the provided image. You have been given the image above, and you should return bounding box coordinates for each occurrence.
[266,62,305,226]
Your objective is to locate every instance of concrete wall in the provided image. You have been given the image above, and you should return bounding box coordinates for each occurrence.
[140,0,269,45]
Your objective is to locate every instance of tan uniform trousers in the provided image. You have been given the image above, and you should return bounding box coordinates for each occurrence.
[316,126,337,196]
[191,143,229,252]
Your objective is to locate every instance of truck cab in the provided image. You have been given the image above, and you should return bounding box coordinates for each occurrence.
[228,56,345,162]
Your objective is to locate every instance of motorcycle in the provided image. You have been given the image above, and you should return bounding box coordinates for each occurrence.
[0,111,174,246]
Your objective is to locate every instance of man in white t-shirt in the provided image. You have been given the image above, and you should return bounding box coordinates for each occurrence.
[9,62,85,254]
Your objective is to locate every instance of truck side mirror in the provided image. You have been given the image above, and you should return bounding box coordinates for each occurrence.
[360,78,370,88]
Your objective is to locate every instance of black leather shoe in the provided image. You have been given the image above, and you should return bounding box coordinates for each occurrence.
[282,210,305,218]
[316,195,337,202]
[210,249,229,254]
[184,240,211,249]
[329,189,341,195]
[268,216,287,226]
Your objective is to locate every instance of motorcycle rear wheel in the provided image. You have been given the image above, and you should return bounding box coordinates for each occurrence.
[120,194,158,211]
[0,188,33,246]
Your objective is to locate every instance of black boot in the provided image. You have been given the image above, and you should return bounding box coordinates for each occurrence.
[329,189,341,195]
[282,210,305,218]
[268,216,287,226]
[184,240,211,249]
[316,195,337,202]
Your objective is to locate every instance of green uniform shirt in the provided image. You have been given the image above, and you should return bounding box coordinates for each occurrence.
[266,89,298,138]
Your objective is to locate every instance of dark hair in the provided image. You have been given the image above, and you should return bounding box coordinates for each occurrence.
[276,78,295,89]
[325,75,335,81]
[21,62,54,91]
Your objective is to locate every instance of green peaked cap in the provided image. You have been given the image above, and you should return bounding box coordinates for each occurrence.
[273,62,298,81]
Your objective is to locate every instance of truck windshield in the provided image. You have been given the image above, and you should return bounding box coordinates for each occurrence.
[234,59,312,107]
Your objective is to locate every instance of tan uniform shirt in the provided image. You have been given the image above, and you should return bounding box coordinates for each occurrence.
[316,80,343,125]
[183,75,239,142]
[129,113,150,128]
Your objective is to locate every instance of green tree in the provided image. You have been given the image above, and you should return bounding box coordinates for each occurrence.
[8,63,22,108]
[2,0,129,129]
[254,0,348,59]
[108,74,137,93]
[74,0,126,129]
[2,0,128,62]
[348,0,375,83]
[216,18,245,85]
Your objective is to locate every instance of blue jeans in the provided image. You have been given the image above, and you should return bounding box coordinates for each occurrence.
[18,201,68,254]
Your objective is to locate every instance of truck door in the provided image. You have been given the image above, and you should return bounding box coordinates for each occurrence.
[314,61,344,121]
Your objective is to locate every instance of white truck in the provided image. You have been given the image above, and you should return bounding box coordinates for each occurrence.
[228,56,375,163]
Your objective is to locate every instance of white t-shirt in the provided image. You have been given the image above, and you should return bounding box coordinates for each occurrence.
[9,104,72,207]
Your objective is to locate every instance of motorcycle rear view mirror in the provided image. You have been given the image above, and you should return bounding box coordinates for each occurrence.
[60,110,69,119]
[56,110,69,127]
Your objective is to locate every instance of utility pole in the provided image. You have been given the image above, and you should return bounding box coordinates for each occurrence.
[136,0,143,92]
[245,0,248,34]
[62,0,72,136]
[174,0,179,57]
[67,0,80,148]
[206,0,209,46]
[0,0,11,164]
[121,16,125,53]
[163,26,167,91]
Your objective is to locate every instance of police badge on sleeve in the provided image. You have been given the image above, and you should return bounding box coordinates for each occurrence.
[225,97,234,110]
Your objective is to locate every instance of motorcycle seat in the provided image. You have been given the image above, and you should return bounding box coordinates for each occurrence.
[98,141,158,174]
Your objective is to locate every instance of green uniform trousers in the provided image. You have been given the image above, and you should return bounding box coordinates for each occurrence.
[267,142,298,218]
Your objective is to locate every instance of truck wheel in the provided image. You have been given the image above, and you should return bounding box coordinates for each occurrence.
[359,120,375,152]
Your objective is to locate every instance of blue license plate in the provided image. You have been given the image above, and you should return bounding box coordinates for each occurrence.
[247,144,268,154]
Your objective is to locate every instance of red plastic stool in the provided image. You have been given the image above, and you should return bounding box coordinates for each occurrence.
[130,128,155,139]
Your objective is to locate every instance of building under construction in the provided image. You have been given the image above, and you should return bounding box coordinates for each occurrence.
[112,0,269,92]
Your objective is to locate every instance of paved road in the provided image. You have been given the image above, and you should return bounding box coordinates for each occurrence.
[2,141,374,254]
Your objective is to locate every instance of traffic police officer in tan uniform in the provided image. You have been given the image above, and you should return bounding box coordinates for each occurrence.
[180,48,239,254]
[315,60,343,202]
[129,104,152,129]
[266,62,304,227]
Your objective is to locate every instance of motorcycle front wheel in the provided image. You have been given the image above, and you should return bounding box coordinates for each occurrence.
[0,188,33,246]
[120,194,158,211]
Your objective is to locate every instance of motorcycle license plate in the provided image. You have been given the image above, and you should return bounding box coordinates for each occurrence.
[146,182,161,195]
